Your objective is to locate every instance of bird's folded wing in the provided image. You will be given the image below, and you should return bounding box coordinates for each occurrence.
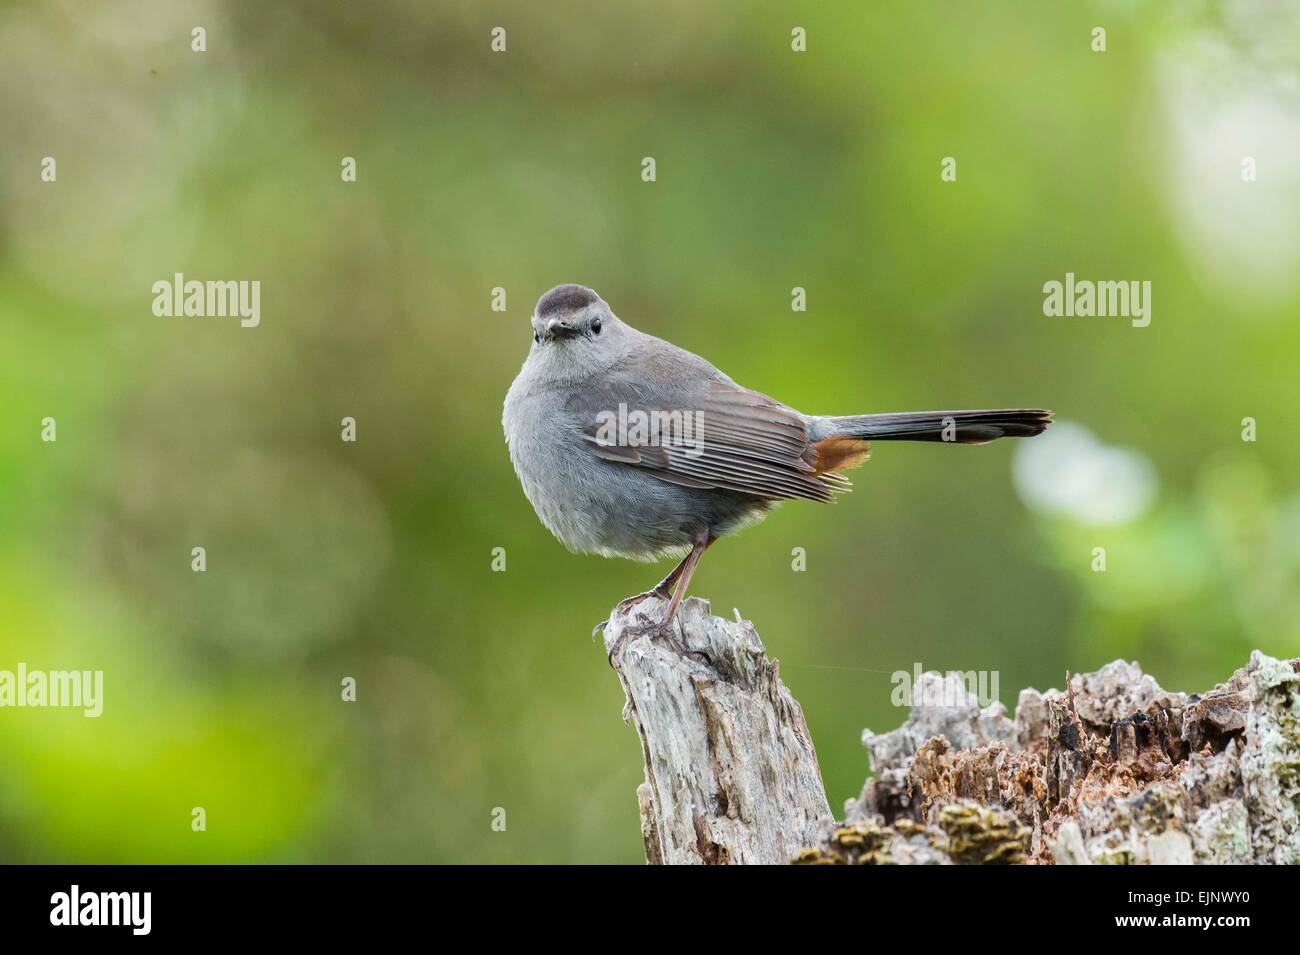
[573,379,848,503]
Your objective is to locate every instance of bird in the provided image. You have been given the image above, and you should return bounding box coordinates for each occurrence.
[503,284,1051,634]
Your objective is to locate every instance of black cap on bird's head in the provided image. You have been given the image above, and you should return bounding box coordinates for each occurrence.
[531,284,613,344]
[537,283,599,318]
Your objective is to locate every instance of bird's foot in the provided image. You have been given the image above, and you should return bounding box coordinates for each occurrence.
[652,615,714,667]
[598,588,669,654]
[614,586,672,617]
[605,630,623,668]
[604,616,712,669]
[604,587,716,668]
[605,619,656,668]
[595,587,665,639]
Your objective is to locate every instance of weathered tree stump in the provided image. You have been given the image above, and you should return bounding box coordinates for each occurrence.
[603,596,1300,865]
[601,595,832,864]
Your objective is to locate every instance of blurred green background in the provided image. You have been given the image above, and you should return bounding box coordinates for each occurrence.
[1,1,1298,863]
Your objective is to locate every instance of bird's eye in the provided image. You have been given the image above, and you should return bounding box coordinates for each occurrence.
[591,319,602,335]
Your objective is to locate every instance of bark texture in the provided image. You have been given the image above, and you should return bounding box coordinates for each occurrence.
[605,596,1299,865]
[602,595,832,864]
[809,651,1300,864]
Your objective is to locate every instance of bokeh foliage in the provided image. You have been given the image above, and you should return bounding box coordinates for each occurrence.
[1,1,1297,862]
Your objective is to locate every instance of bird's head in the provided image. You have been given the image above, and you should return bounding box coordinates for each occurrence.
[529,284,624,350]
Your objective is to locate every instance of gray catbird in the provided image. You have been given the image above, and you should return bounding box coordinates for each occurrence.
[504,284,1051,630]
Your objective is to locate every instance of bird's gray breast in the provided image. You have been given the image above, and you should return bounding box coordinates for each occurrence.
[504,376,724,560]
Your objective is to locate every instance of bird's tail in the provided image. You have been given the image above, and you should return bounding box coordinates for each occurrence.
[825,408,1052,446]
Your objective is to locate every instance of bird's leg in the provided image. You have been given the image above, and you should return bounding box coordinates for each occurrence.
[613,551,692,614]
[601,534,714,665]
[596,550,695,642]
[660,531,714,634]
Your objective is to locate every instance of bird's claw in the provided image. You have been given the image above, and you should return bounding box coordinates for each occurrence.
[658,622,708,664]
[614,587,670,616]
[605,617,662,668]
[603,616,712,669]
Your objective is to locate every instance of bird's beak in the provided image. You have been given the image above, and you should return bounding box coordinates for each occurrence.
[544,317,581,340]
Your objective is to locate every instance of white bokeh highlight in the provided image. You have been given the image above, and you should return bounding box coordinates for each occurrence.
[1013,421,1157,526]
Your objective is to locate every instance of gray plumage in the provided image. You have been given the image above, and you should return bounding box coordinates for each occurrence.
[503,284,1050,624]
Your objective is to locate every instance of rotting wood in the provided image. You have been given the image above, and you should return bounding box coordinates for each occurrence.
[604,596,1299,864]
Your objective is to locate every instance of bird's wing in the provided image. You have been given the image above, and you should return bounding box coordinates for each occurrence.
[569,376,850,503]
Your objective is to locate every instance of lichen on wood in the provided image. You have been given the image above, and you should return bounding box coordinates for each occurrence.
[603,595,1299,865]
[838,651,1300,864]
